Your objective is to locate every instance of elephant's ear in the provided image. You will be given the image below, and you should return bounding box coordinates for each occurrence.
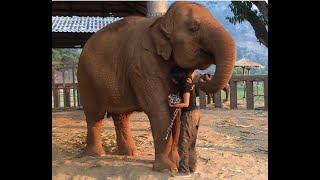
[142,17,172,61]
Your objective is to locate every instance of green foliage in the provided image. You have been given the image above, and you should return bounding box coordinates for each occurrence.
[52,49,62,62]
[232,68,244,76]
[52,49,82,64]
[226,1,267,26]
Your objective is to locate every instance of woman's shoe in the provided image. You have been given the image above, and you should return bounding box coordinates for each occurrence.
[171,172,191,177]
[191,171,201,176]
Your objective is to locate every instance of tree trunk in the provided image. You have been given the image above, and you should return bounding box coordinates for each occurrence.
[251,1,268,21]
[246,11,268,48]
[147,1,168,17]
[250,1,268,47]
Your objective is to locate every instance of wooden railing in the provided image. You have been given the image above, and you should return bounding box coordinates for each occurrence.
[52,74,268,111]
[52,63,81,111]
[52,83,82,111]
[199,75,268,110]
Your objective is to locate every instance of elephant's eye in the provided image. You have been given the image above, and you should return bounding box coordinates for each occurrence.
[189,19,200,32]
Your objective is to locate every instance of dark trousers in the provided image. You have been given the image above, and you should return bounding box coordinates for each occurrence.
[178,108,200,173]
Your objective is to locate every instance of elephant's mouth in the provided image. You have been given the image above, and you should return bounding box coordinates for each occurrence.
[197,48,215,68]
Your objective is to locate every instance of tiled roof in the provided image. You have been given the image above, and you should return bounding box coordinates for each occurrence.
[52,16,123,33]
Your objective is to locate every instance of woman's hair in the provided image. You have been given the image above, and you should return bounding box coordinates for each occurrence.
[170,67,187,84]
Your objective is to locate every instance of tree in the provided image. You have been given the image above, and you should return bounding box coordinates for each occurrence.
[52,49,82,64]
[227,1,268,48]
[52,49,62,62]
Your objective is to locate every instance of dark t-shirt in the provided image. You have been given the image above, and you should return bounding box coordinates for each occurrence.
[179,81,197,112]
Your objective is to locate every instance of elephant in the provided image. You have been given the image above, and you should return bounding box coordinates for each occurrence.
[198,73,230,104]
[77,2,236,172]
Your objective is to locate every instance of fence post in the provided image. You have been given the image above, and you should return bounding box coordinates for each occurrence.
[72,63,76,107]
[77,87,81,107]
[52,67,59,108]
[64,87,71,107]
[53,88,60,108]
[264,77,268,109]
[199,90,206,109]
[230,80,237,109]
[214,91,222,108]
[246,81,254,109]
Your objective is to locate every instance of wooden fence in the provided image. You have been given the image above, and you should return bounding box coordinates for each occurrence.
[52,64,81,111]
[199,75,268,110]
[52,83,81,111]
[52,68,268,111]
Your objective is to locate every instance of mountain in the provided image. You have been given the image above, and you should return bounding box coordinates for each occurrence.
[169,1,268,75]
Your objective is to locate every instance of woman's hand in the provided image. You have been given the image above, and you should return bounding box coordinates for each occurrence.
[169,102,178,107]
[168,100,175,107]
[186,78,192,84]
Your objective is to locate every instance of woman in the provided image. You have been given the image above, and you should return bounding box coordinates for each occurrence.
[168,68,200,177]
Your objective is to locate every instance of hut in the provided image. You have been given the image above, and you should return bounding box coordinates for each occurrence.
[235,58,264,99]
[235,58,264,75]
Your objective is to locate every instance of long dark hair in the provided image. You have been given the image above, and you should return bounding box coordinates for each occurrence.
[170,67,187,85]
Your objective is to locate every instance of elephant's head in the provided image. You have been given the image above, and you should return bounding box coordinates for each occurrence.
[144,2,236,93]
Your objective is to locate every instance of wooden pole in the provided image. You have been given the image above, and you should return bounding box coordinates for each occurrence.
[77,87,81,107]
[264,77,268,109]
[62,67,65,107]
[64,86,71,108]
[230,81,237,109]
[243,67,246,99]
[52,67,59,108]
[72,62,76,107]
[147,1,168,17]
[214,91,222,108]
[62,66,70,107]
[246,81,254,109]
[199,90,206,109]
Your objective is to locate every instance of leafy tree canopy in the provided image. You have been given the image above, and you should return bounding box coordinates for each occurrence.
[52,49,82,65]
[227,1,268,47]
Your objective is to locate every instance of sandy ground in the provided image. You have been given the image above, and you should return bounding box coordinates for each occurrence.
[52,106,268,180]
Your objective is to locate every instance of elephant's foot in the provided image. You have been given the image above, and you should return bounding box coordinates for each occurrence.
[118,147,139,156]
[112,113,138,156]
[84,145,106,157]
[170,148,180,167]
[153,156,178,173]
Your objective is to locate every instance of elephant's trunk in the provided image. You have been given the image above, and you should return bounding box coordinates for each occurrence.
[197,24,236,93]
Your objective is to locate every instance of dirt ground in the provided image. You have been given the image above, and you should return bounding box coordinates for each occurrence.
[52,106,268,180]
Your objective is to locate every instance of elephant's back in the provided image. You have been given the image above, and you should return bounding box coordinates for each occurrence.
[102,16,145,33]
[81,16,146,60]
[86,16,145,44]
[78,16,148,113]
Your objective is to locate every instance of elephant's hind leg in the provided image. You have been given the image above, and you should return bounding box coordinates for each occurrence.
[112,113,138,156]
[84,118,106,157]
[78,65,107,157]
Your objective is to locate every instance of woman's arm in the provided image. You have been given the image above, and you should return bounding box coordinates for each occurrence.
[169,92,190,108]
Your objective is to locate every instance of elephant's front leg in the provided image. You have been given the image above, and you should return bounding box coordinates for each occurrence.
[148,110,178,172]
[130,68,177,172]
[112,113,138,156]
